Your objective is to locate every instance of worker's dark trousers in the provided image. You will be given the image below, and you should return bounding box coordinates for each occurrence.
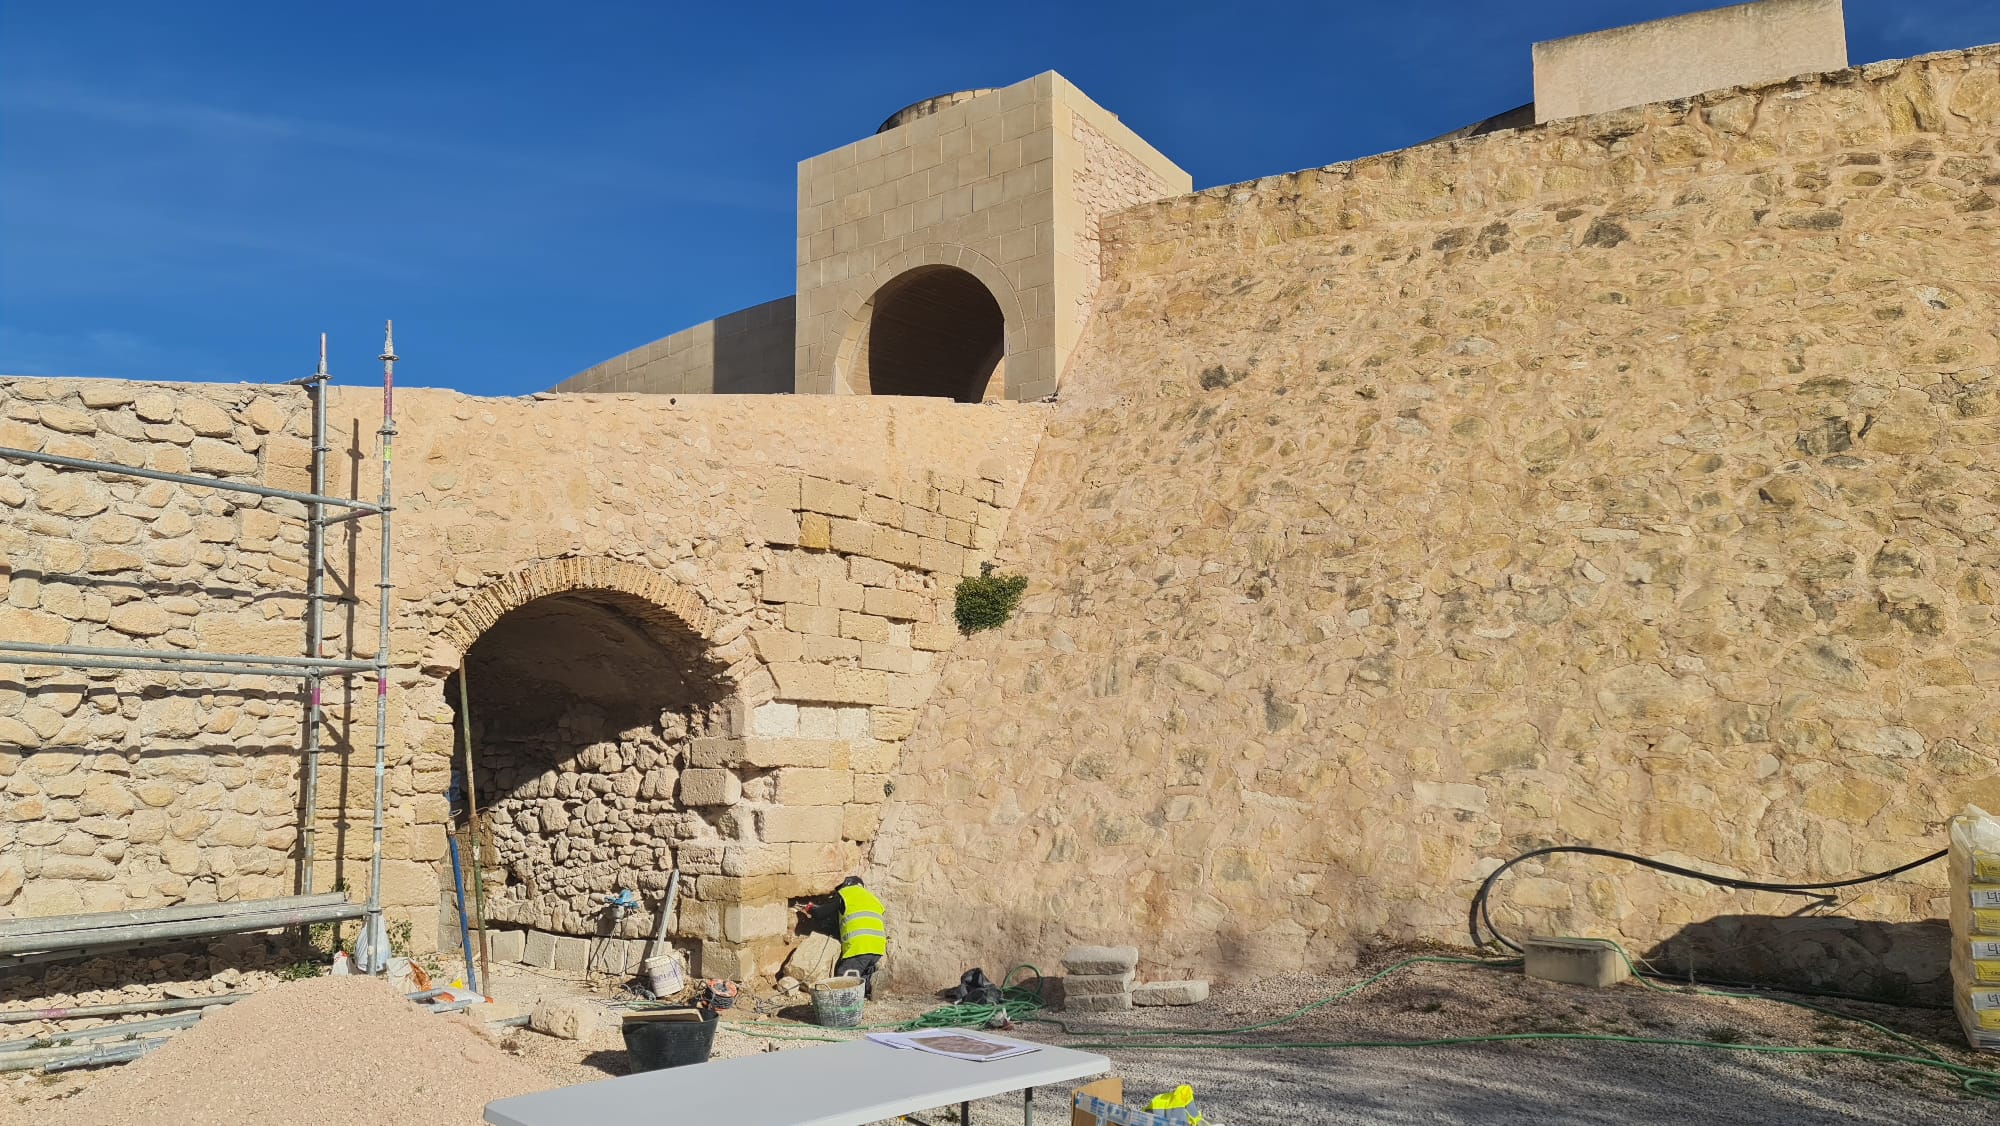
[835,953,881,998]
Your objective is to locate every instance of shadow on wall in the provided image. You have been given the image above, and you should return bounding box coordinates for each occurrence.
[451,590,733,937]
[711,298,797,395]
[1642,914,1951,1004]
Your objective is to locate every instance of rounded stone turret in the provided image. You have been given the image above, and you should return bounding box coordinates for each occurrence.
[875,90,1000,134]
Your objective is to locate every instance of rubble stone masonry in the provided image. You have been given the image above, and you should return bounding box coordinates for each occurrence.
[877,46,2000,997]
[0,381,1045,980]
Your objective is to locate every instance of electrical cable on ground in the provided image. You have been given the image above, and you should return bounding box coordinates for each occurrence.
[1466,844,1946,953]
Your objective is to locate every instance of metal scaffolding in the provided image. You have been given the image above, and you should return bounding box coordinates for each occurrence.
[0,325,400,971]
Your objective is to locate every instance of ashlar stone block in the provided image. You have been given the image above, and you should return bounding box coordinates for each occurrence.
[1063,993,1133,1013]
[1132,980,1210,1006]
[680,767,742,807]
[1062,945,1139,975]
[1064,971,1133,996]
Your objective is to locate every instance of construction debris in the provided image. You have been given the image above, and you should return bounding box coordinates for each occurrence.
[17,974,548,1126]
[529,995,616,1041]
[782,932,841,984]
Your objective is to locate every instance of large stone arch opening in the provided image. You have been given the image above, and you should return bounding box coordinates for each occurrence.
[847,265,1005,402]
[442,564,731,955]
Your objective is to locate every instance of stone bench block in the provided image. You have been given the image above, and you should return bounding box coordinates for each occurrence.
[1063,944,1139,975]
[1132,980,1209,1006]
[1064,971,1134,996]
[1523,936,1630,988]
[1063,992,1133,1013]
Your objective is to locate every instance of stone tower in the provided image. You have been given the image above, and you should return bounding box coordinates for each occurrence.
[557,74,1190,401]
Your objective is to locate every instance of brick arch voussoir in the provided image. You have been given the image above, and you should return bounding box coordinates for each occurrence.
[435,557,716,661]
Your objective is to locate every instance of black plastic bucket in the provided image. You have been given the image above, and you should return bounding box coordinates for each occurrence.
[622,1007,720,1072]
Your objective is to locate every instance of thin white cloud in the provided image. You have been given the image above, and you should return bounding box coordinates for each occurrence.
[0,80,789,208]
[0,324,240,382]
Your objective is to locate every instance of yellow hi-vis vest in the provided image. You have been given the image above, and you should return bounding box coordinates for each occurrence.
[837,885,887,958]
[1146,1085,1203,1125]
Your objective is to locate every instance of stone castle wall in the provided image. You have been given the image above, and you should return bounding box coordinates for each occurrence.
[1065,115,1176,332]
[0,378,1046,980]
[554,296,795,396]
[876,46,2000,997]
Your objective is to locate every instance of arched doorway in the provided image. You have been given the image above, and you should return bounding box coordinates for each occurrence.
[850,265,1005,402]
[448,586,730,945]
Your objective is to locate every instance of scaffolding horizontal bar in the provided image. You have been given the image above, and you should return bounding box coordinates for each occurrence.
[0,653,323,679]
[0,893,354,940]
[0,640,374,673]
[0,445,384,512]
[0,1011,204,1054]
[0,897,366,964]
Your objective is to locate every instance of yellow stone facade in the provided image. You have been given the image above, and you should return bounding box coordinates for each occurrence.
[2,42,1998,1000]
[876,44,2000,995]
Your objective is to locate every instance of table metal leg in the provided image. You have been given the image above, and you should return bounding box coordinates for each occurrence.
[1024,1086,1035,1126]
[960,1100,970,1126]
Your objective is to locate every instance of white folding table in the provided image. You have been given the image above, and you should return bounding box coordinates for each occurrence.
[482,1032,1110,1126]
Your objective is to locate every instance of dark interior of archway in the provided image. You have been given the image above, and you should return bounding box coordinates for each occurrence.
[446,591,730,935]
[865,266,1004,402]
[456,592,725,737]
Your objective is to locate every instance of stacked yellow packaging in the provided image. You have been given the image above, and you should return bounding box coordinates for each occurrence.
[1950,806,2000,1049]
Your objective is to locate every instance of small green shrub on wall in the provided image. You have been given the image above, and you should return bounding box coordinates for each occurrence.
[954,566,1028,634]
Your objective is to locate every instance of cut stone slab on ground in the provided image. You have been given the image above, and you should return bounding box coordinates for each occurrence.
[1132,979,1209,1006]
[1065,972,1135,996]
[1062,946,1140,976]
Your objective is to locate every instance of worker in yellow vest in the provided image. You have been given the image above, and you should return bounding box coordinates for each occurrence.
[797,876,888,997]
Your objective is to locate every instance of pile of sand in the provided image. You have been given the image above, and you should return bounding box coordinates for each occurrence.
[36,975,552,1126]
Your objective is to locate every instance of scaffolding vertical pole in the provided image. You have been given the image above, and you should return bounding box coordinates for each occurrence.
[364,320,397,972]
[298,334,330,896]
[455,667,492,994]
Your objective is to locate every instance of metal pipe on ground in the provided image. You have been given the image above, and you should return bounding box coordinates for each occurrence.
[0,1012,204,1054]
[0,993,248,1025]
[0,1037,175,1074]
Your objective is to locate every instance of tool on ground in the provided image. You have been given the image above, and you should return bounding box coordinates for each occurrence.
[699,979,738,1011]
[638,869,684,997]
[446,823,479,995]
[590,889,642,977]
[455,666,494,996]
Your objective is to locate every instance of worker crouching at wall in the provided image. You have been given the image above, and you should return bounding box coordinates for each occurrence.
[797,876,887,997]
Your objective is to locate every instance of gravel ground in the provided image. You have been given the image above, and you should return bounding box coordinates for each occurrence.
[7,949,1995,1124]
[707,954,1998,1125]
[973,955,2000,1125]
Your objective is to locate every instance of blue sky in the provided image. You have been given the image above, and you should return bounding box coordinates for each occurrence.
[2,1,1995,395]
